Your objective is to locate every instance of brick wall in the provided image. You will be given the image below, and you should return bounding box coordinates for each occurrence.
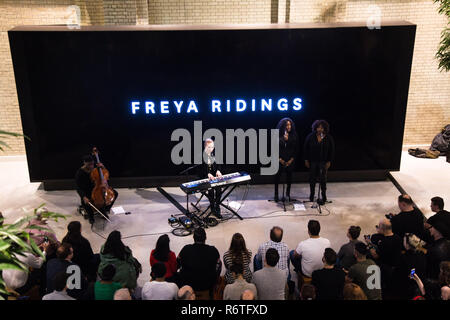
[1,0,448,155]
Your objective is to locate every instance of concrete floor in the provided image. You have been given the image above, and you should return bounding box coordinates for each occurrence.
[1,151,448,287]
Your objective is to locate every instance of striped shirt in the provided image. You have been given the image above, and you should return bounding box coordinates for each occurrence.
[223,250,253,284]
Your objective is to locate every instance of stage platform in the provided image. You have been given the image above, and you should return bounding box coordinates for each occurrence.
[0,151,448,288]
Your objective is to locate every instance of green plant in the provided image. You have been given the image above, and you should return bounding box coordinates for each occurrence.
[0,129,30,152]
[435,0,450,72]
[0,204,67,299]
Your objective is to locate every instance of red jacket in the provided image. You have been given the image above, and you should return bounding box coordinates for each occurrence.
[150,250,177,279]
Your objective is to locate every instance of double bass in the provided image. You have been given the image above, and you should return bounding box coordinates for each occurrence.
[90,147,115,209]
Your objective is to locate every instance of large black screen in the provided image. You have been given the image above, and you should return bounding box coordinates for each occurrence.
[9,23,416,187]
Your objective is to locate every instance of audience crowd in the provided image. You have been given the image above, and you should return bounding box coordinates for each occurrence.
[1,194,450,300]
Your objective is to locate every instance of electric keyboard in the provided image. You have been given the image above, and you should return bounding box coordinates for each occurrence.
[180,171,251,194]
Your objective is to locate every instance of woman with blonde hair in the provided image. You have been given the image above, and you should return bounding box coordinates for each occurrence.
[343,283,367,300]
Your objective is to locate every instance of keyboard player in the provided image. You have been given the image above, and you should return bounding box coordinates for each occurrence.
[197,138,223,219]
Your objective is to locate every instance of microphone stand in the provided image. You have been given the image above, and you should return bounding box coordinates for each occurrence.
[311,133,324,214]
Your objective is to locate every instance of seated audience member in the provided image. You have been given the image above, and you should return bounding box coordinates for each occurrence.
[389,194,425,239]
[42,272,75,300]
[439,261,450,300]
[142,262,178,300]
[337,226,363,270]
[392,234,427,299]
[343,283,367,300]
[150,234,177,283]
[98,230,140,289]
[46,243,87,299]
[312,248,345,300]
[426,197,450,240]
[241,289,256,300]
[299,284,316,300]
[290,220,331,277]
[223,233,252,284]
[347,242,381,300]
[254,226,289,275]
[252,248,287,300]
[426,220,450,279]
[84,264,122,300]
[25,209,59,246]
[3,241,49,295]
[177,285,196,300]
[114,288,132,300]
[177,228,221,299]
[223,263,258,300]
[366,218,402,298]
[62,221,97,281]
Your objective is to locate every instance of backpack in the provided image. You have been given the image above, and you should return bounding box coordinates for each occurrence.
[430,124,450,154]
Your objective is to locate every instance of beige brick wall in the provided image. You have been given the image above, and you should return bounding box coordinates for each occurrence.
[0,0,449,155]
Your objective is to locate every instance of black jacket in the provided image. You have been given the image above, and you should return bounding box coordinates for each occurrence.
[304,133,335,162]
[75,168,94,200]
[279,132,298,162]
[426,238,450,279]
[61,235,94,275]
[391,208,425,239]
[196,152,221,179]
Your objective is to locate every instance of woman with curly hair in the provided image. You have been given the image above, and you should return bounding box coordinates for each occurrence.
[304,119,335,203]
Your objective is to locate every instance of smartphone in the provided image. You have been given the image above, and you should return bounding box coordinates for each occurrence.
[43,236,49,243]
[410,268,415,278]
[364,234,371,240]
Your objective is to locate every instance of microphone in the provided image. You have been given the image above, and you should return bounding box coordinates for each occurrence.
[320,133,324,139]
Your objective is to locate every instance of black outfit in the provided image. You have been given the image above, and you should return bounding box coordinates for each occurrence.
[427,210,450,239]
[178,243,221,293]
[46,258,88,299]
[390,208,425,239]
[392,250,427,299]
[304,132,335,201]
[75,167,118,223]
[426,238,450,279]
[274,131,297,201]
[311,267,345,300]
[337,240,364,270]
[62,235,99,282]
[197,152,222,218]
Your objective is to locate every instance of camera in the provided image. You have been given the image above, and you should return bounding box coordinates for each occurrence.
[43,236,49,243]
[385,213,394,220]
[364,234,371,240]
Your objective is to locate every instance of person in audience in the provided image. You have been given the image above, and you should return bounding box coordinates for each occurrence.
[392,233,427,299]
[254,226,289,275]
[343,283,367,300]
[311,248,345,300]
[142,262,179,300]
[98,230,140,289]
[62,221,97,282]
[290,220,331,278]
[426,220,450,279]
[2,240,49,295]
[439,261,450,300]
[252,248,287,300]
[84,264,122,300]
[177,285,196,300]
[42,272,75,300]
[177,227,221,299]
[241,289,256,300]
[223,233,252,284]
[46,243,88,299]
[426,197,450,240]
[223,263,257,300]
[150,234,177,283]
[366,218,402,298]
[337,225,363,270]
[25,209,59,246]
[114,288,132,300]
[389,194,425,239]
[346,242,381,300]
[299,284,316,300]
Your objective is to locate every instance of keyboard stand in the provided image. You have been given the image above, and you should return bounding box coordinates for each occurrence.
[200,185,244,220]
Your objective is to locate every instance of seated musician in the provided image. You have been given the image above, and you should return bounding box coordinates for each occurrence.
[197,138,223,219]
[75,154,118,225]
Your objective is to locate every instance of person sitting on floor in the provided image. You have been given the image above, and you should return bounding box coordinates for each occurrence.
[83,264,122,300]
[389,194,425,239]
[177,228,221,299]
[223,233,252,284]
[150,234,178,283]
[241,289,256,300]
[299,284,316,300]
[98,230,141,290]
[142,262,179,300]
[311,248,345,300]
[337,225,363,270]
[254,226,289,275]
[343,283,367,300]
[252,248,287,300]
[114,288,132,300]
[223,263,257,300]
[42,272,75,300]
[177,285,196,300]
[290,220,331,278]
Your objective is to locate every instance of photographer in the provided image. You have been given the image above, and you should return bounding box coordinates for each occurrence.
[387,195,425,239]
